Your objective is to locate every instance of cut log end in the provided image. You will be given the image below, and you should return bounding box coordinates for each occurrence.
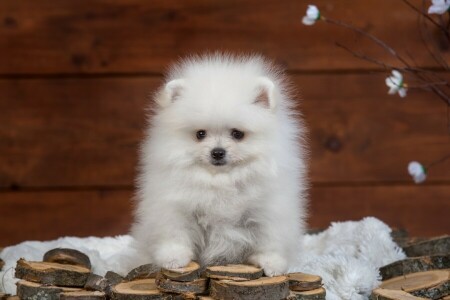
[161,261,201,282]
[287,287,326,300]
[210,275,289,300]
[403,235,450,257]
[60,290,106,300]
[112,278,169,300]
[379,270,450,299]
[380,255,450,280]
[15,258,91,287]
[156,274,208,295]
[16,280,82,300]
[287,272,322,291]
[370,288,428,300]
[125,263,159,281]
[43,248,92,270]
[205,264,263,281]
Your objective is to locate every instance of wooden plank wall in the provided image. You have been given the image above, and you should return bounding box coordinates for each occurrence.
[1,0,449,246]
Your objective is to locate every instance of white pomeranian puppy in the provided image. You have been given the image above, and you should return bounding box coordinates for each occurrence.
[131,54,308,276]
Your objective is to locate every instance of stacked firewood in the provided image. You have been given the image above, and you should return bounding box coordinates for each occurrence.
[3,248,325,300]
[371,235,450,300]
[1,233,448,299]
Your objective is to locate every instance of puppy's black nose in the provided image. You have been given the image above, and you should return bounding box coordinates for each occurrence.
[211,148,226,160]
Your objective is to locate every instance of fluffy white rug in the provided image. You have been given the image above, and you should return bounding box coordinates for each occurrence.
[0,217,405,300]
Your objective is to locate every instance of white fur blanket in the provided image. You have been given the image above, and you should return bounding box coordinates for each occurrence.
[0,217,405,300]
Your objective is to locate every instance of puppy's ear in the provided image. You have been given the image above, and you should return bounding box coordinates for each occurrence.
[156,79,185,107]
[253,77,276,110]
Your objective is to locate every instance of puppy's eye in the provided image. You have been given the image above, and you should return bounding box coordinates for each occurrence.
[196,130,207,140]
[231,129,245,140]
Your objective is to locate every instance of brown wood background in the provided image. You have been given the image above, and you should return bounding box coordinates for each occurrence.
[1,0,449,246]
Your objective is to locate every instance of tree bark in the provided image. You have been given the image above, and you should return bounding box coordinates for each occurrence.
[125,264,159,281]
[43,248,91,270]
[15,258,90,287]
[155,274,208,295]
[60,291,106,300]
[210,276,289,300]
[379,270,449,299]
[287,273,322,291]
[161,262,201,282]
[286,288,326,300]
[370,288,428,300]
[205,264,263,281]
[111,279,181,300]
[16,280,82,300]
[403,236,450,257]
[380,255,450,280]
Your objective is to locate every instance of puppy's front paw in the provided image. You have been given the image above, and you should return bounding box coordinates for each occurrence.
[154,243,193,269]
[248,252,288,277]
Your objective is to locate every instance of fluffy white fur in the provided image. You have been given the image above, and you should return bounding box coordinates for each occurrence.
[130,54,308,276]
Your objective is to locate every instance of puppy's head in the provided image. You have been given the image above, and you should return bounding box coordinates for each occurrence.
[150,56,283,172]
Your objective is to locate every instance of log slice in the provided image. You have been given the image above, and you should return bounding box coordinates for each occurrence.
[105,270,124,285]
[15,258,90,287]
[287,273,322,291]
[43,248,91,270]
[60,290,106,300]
[370,288,428,300]
[380,270,449,299]
[286,287,326,300]
[380,255,450,280]
[16,280,81,300]
[161,261,201,282]
[205,264,263,281]
[210,275,289,300]
[403,236,450,257]
[111,278,180,300]
[156,274,208,295]
[125,264,159,281]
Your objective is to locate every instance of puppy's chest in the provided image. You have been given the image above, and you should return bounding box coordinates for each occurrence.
[193,207,254,232]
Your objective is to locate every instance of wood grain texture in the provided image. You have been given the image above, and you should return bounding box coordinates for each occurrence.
[1,186,449,246]
[1,74,448,188]
[0,0,449,74]
[0,190,133,246]
[309,185,450,237]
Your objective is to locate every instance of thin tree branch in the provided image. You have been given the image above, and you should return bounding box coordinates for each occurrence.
[324,17,450,106]
[418,1,450,69]
[334,43,392,70]
[323,17,412,68]
[408,81,449,88]
[401,0,449,35]
[426,153,450,169]
[335,43,445,76]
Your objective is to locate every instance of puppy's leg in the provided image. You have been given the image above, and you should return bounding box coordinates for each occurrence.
[248,201,302,276]
[154,240,193,269]
[133,206,195,269]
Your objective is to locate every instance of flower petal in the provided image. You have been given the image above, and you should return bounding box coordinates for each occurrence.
[302,16,316,25]
[306,5,320,19]
[388,86,398,95]
[392,70,402,80]
[413,173,427,184]
[408,161,425,176]
[385,77,396,88]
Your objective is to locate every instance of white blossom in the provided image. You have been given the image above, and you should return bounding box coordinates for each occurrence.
[385,70,407,98]
[302,5,320,26]
[428,0,450,14]
[408,161,427,184]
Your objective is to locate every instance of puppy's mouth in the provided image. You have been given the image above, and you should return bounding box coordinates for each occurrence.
[211,160,227,166]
